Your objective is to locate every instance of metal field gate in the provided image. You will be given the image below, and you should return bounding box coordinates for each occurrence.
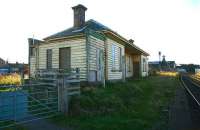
[0,83,58,129]
[0,69,80,129]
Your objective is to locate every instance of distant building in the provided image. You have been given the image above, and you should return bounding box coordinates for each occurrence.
[176,68,186,73]
[0,62,28,74]
[177,64,200,73]
[148,61,160,70]
[149,56,176,71]
[0,58,5,66]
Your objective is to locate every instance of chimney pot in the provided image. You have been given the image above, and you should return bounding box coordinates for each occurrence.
[129,39,134,44]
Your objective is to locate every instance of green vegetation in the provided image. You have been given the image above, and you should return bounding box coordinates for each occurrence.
[0,121,27,130]
[0,87,19,92]
[3,125,27,130]
[0,74,21,85]
[52,76,179,130]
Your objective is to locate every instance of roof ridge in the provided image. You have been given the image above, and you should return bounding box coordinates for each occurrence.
[86,19,111,30]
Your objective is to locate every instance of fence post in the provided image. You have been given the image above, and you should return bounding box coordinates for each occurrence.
[57,68,80,115]
[58,74,69,114]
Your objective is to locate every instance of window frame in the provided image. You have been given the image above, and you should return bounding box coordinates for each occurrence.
[111,44,123,72]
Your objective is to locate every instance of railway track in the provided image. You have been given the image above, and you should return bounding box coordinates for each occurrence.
[181,75,200,107]
[180,74,200,128]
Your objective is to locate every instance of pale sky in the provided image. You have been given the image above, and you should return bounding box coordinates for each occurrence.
[0,0,200,64]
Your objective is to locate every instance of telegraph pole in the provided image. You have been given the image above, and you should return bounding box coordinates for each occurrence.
[159,51,161,71]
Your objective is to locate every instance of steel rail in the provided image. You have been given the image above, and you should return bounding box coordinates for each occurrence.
[180,75,200,107]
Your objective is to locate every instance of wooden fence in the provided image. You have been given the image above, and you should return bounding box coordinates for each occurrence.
[35,68,80,113]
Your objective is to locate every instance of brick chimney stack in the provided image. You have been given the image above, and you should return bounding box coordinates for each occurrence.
[72,4,87,27]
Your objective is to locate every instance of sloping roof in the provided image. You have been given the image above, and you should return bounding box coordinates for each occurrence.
[28,38,44,45]
[43,19,149,56]
[44,19,110,40]
[0,58,5,64]
[0,57,5,61]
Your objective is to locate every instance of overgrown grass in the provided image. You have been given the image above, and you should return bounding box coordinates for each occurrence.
[52,76,179,130]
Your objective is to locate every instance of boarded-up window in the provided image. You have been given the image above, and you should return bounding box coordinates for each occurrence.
[46,49,52,69]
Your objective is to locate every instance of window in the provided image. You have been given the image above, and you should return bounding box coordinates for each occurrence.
[119,47,122,71]
[46,49,52,69]
[96,49,101,70]
[112,45,116,70]
[112,44,122,71]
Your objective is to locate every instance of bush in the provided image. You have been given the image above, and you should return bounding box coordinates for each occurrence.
[69,82,144,117]
[0,73,21,85]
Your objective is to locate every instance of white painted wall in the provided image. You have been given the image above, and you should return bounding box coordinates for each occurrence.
[88,35,105,82]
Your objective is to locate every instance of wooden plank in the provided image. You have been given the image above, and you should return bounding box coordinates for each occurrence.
[65,80,80,83]
[37,78,57,81]
[67,87,80,90]
[67,91,80,96]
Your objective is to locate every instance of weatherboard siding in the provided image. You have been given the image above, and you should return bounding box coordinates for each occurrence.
[37,38,87,81]
[106,38,124,80]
